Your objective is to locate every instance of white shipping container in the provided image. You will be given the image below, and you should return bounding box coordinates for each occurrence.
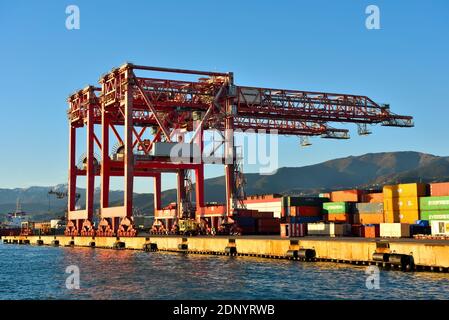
[307,222,351,237]
[244,201,282,218]
[431,220,449,236]
[380,223,410,238]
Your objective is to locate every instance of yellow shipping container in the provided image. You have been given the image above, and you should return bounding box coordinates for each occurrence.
[383,197,419,211]
[383,183,427,198]
[384,210,400,223]
[399,210,420,224]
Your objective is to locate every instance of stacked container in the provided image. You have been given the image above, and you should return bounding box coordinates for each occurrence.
[330,189,363,202]
[353,202,384,224]
[383,183,428,224]
[421,183,449,236]
[361,192,384,203]
[380,223,410,238]
[322,202,353,223]
[283,196,325,223]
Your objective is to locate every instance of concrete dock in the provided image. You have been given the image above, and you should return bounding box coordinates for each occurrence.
[2,235,449,272]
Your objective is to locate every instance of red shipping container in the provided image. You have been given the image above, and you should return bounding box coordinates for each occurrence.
[256,218,280,234]
[297,206,321,216]
[252,211,274,218]
[331,189,363,202]
[430,182,449,196]
[290,206,321,217]
[351,224,364,237]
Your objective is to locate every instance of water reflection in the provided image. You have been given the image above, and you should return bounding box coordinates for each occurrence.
[1,244,449,300]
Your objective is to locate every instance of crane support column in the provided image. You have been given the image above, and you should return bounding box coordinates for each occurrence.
[124,69,134,219]
[224,76,235,217]
[177,169,186,218]
[85,88,95,222]
[153,173,162,212]
[68,125,77,213]
[101,111,110,212]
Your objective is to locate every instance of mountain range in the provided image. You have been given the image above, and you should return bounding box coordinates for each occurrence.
[1,151,449,221]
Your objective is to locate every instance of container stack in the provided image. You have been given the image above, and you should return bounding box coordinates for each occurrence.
[383,183,428,224]
[353,202,384,224]
[283,196,325,224]
[322,202,353,223]
[421,182,449,236]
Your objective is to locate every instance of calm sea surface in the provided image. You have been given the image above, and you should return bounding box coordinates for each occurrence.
[1,243,448,300]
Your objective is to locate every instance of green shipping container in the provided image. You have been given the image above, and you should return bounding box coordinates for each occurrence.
[420,196,449,211]
[420,211,449,221]
[322,202,350,214]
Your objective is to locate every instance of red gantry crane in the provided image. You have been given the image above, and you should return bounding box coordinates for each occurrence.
[65,63,413,236]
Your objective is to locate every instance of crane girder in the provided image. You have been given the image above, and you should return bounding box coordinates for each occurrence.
[67,64,413,138]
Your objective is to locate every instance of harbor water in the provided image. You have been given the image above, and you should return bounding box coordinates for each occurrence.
[1,243,448,300]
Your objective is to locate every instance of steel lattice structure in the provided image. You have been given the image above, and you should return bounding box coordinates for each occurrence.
[65,63,413,236]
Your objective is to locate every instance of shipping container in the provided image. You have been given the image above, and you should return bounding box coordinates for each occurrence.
[256,218,280,234]
[383,197,419,211]
[290,206,321,217]
[364,225,380,238]
[383,210,400,223]
[419,196,449,211]
[383,183,428,198]
[380,223,410,238]
[286,216,322,224]
[351,224,364,237]
[362,192,384,203]
[322,202,350,214]
[307,222,351,237]
[280,223,306,237]
[430,182,449,197]
[319,193,331,199]
[354,202,383,214]
[409,225,431,236]
[398,210,420,224]
[325,213,352,223]
[330,189,363,202]
[431,220,449,236]
[353,212,384,225]
[283,196,328,207]
[351,224,380,237]
[420,211,449,221]
[244,199,283,218]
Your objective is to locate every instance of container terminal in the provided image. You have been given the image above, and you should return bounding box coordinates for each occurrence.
[4,64,449,272]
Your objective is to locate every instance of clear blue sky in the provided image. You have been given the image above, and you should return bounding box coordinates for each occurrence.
[0,0,448,192]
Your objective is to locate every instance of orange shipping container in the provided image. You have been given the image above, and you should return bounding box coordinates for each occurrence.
[364,225,380,238]
[325,213,352,223]
[353,212,384,224]
[331,189,362,202]
[430,182,449,197]
[362,192,384,203]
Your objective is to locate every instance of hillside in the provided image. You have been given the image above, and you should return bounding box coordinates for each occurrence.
[1,151,449,220]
